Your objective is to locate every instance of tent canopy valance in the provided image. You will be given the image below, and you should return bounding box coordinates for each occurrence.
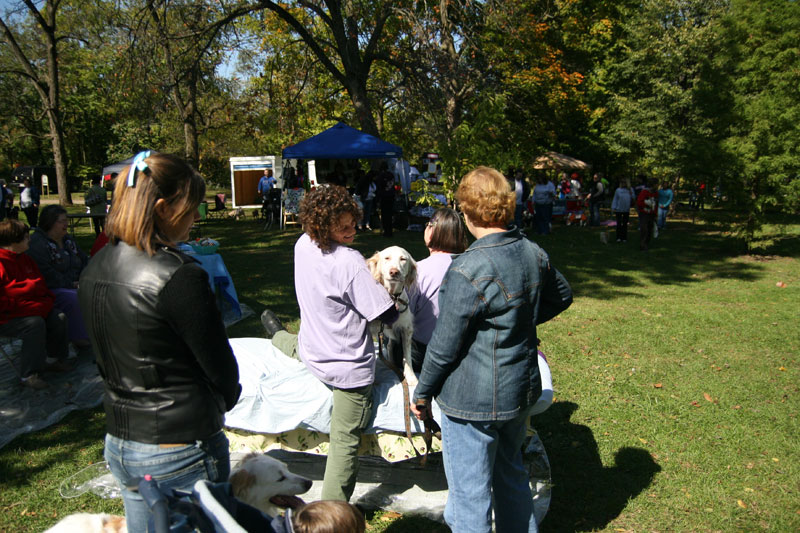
[532,151,590,171]
[102,150,156,177]
[282,122,402,160]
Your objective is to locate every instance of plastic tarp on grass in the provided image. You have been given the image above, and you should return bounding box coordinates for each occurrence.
[282,122,402,160]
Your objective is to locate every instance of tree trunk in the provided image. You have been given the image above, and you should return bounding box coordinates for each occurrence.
[0,2,72,205]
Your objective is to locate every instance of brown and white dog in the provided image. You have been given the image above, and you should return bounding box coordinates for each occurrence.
[228,452,313,517]
[44,453,312,532]
[366,246,418,387]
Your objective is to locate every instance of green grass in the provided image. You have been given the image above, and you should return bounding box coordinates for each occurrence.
[1,206,798,532]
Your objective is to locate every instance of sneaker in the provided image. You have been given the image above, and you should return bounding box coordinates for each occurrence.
[260,309,285,339]
[44,359,75,373]
[21,374,49,390]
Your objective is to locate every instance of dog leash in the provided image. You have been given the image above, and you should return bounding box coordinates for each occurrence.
[377,321,440,466]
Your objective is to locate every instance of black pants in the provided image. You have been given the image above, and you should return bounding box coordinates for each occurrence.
[615,211,629,241]
[91,215,105,236]
[639,213,655,250]
[0,309,68,377]
[379,197,394,237]
[23,207,39,228]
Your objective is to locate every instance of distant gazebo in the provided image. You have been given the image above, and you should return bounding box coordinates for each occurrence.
[532,151,590,171]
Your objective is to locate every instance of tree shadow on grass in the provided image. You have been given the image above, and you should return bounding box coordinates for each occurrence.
[535,401,661,532]
[537,220,767,301]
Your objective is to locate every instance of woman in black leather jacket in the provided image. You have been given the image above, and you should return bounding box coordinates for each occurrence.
[78,152,241,533]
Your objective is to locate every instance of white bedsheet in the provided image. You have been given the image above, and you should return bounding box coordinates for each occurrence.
[224,338,553,435]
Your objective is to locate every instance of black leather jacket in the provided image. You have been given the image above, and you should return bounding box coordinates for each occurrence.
[78,242,241,444]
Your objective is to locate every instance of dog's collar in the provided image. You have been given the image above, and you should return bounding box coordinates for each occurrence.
[391,292,409,313]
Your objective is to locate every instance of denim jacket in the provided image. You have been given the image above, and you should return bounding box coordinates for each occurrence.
[413,228,572,421]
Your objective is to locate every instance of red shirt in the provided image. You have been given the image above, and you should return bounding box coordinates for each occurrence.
[0,248,54,324]
[637,189,658,215]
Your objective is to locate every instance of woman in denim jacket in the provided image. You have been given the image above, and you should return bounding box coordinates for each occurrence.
[412,166,572,533]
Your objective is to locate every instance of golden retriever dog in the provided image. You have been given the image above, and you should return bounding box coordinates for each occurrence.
[366,246,418,386]
[45,453,312,531]
[228,453,313,517]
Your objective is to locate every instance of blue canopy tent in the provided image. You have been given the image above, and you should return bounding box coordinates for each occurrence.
[282,122,402,160]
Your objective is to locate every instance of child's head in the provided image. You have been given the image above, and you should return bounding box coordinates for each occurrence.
[299,185,362,252]
[291,500,366,533]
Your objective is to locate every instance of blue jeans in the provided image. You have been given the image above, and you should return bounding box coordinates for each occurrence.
[533,203,552,235]
[590,202,601,226]
[657,206,668,229]
[104,431,230,533]
[441,409,538,533]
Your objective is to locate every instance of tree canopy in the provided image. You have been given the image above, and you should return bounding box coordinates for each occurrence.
[0,0,797,239]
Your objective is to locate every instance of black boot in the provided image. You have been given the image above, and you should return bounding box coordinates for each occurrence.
[260,309,285,339]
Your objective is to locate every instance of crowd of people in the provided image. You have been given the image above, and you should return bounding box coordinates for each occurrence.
[502,167,677,250]
[2,152,579,532]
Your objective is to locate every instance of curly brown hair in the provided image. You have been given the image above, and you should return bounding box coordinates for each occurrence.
[299,185,362,252]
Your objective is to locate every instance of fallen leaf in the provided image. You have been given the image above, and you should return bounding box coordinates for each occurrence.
[737,499,747,509]
[638,437,648,444]
[691,400,700,407]
[776,281,787,288]
[380,511,402,521]
[704,392,714,402]
[732,405,741,409]
[744,487,755,492]
[653,383,663,388]
[772,457,779,462]
[779,366,786,371]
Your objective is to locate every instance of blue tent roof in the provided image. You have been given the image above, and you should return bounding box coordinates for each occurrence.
[282,122,402,160]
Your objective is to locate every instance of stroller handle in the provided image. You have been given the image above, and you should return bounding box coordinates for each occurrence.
[137,475,170,533]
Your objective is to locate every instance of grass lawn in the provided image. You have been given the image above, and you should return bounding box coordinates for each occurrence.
[1,203,798,532]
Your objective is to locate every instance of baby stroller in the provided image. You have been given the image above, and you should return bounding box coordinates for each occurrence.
[134,475,293,533]
[262,188,282,230]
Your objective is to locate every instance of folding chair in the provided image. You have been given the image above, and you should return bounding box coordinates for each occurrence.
[208,193,227,219]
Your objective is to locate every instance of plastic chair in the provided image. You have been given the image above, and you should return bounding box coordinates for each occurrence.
[208,193,227,219]
[282,189,304,229]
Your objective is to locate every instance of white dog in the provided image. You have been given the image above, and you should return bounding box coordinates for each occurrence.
[228,452,313,517]
[44,513,127,533]
[45,453,312,532]
[366,246,418,387]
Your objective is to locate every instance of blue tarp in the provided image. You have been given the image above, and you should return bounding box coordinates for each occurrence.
[282,122,402,160]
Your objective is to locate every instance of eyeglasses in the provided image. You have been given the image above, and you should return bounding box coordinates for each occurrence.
[426,221,437,228]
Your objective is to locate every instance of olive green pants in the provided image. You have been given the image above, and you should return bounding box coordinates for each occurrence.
[271,331,373,501]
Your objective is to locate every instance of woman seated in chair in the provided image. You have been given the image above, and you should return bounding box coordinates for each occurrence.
[26,204,90,348]
[0,219,71,390]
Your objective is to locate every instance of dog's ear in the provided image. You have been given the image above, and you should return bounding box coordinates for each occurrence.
[366,251,382,283]
[404,253,417,289]
[229,468,257,495]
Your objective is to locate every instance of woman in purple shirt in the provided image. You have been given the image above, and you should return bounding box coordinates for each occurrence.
[408,207,468,373]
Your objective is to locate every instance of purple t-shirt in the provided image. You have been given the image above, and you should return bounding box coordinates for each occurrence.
[409,252,453,345]
[294,233,393,388]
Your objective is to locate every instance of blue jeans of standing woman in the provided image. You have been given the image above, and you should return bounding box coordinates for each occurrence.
[534,203,552,235]
[441,408,538,533]
[104,431,230,533]
[657,206,668,229]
